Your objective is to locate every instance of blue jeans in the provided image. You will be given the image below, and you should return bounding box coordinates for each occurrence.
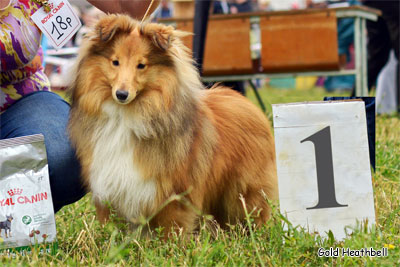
[1,91,86,212]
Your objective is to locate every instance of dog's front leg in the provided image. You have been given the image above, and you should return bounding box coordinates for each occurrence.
[95,199,111,224]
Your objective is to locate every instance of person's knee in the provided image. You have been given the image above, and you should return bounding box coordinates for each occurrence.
[47,137,86,210]
[1,91,86,211]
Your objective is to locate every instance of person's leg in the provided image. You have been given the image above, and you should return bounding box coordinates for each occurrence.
[380,2,399,112]
[0,91,86,212]
[364,1,399,110]
[364,1,398,92]
[365,16,391,91]
[193,0,211,75]
[397,64,399,113]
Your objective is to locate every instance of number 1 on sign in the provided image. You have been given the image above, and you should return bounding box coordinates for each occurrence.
[301,126,348,210]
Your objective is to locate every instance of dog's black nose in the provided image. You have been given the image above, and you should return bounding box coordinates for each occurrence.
[116,90,129,101]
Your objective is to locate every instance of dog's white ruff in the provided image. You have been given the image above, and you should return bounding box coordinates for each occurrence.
[89,101,157,220]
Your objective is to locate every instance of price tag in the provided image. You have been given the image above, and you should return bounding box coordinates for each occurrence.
[31,0,81,49]
[273,100,375,240]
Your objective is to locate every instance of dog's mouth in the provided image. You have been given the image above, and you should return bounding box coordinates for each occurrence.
[115,98,130,105]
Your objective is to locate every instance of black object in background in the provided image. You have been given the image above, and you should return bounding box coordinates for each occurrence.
[363,0,399,113]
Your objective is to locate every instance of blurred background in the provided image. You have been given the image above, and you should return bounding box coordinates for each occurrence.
[45,0,398,114]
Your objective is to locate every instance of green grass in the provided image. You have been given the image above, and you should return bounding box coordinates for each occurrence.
[3,86,399,266]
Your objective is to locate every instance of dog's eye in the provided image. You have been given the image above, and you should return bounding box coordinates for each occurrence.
[137,63,145,69]
[112,60,119,66]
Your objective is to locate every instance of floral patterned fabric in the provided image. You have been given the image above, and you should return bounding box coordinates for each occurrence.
[0,0,50,112]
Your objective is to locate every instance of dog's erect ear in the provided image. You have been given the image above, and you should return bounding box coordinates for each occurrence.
[152,31,171,51]
[142,24,175,51]
[96,15,118,42]
[96,15,136,42]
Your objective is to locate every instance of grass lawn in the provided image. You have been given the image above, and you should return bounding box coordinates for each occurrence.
[3,86,399,266]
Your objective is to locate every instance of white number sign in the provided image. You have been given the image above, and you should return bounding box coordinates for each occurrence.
[31,0,81,49]
[272,100,375,240]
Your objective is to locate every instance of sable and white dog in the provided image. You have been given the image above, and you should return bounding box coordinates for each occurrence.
[68,15,278,235]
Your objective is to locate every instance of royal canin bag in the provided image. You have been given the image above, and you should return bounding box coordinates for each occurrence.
[0,134,57,254]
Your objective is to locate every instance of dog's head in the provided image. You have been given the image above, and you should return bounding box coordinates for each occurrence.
[72,15,199,116]
[6,215,13,221]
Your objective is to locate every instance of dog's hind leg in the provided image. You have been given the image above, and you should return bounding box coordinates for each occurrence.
[241,190,271,227]
[150,201,198,240]
[220,186,272,228]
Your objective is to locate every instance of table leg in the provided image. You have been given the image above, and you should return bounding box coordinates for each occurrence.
[354,17,362,96]
[248,80,266,112]
[360,18,368,96]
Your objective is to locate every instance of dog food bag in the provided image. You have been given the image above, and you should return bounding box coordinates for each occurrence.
[0,134,57,255]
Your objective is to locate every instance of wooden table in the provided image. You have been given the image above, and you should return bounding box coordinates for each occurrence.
[160,6,381,110]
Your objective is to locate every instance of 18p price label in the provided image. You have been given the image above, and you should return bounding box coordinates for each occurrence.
[31,0,81,49]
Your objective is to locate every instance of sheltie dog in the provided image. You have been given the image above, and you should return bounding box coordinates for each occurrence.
[68,14,278,235]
